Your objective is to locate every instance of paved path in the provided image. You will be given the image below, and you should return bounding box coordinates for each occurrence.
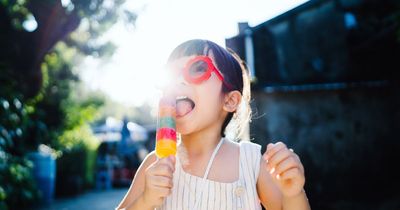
[32,188,128,210]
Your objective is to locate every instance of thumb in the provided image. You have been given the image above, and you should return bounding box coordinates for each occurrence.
[164,155,176,170]
[168,155,176,165]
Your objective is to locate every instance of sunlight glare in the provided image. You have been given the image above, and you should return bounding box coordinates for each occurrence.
[80,0,309,108]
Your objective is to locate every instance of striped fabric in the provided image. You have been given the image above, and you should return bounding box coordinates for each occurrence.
[158,141,262,210]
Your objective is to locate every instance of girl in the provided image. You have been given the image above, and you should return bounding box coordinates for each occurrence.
[116,39,311,210]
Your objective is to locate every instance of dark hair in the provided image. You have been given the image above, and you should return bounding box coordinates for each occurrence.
[167,39,251,139]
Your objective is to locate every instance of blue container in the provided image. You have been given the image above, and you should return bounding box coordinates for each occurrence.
[28,152,56,204]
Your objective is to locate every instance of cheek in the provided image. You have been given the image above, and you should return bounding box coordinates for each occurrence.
[196,86,224,116]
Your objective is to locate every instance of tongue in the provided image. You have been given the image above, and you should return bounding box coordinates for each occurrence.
[176,100,193,117]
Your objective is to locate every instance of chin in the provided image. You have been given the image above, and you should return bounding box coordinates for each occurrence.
[176,125,191,136]
[176,121,200,136]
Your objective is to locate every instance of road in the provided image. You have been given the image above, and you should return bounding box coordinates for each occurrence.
[32,188,128,210]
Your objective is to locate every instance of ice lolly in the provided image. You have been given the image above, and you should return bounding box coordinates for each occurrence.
[155,96,177,158]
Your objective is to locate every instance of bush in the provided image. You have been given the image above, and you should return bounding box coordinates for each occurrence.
[55,125,99,196]
[0,97,40,210]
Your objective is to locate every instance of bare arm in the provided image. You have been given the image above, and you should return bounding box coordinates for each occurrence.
[282,190,310,210]
[115,151,157,210]
[257,157,283,210]
[258,142,311,210]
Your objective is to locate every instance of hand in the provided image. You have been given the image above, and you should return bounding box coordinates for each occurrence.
[143,155,175,207]
[263,142,305,198]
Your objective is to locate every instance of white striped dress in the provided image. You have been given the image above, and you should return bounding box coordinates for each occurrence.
[158,141,263,210]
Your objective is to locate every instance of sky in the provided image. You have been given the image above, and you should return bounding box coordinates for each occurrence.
[80,0,308,107]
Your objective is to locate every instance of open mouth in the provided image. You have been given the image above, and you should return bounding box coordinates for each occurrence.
[176,96,195,118]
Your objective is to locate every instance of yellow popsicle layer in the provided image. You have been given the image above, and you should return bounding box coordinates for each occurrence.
[155,139,177,158]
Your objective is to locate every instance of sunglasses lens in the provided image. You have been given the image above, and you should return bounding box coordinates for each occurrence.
[188,60,208,79]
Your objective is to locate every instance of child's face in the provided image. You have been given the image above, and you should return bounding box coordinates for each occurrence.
[166,55,228,135]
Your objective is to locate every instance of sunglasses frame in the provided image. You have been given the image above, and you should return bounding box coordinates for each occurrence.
[182,55,233,90]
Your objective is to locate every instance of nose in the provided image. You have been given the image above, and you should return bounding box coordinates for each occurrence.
[175,74,188,86]
[163,74,187,96]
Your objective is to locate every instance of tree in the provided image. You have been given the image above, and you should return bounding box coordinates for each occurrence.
[0,0,137,208]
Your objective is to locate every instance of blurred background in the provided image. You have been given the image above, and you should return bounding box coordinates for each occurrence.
[1,0,400,210]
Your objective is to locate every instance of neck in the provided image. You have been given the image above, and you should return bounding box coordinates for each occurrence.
[180,126,223,158]
[179,109,229,161]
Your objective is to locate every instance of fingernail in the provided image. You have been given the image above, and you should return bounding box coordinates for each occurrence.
[169,155,175,161]
[269,167,275,174]
[263,155,269,162]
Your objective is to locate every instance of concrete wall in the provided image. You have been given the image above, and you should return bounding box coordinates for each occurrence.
[225,1,400,209]
[250,85,400,209]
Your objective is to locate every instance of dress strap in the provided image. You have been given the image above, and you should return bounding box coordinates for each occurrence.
[193,137,225,209]
[202,137,224,179]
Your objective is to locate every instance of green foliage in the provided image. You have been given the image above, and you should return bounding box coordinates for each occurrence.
[27,46,79,147]
[33,44,105,194]
[1,158,38,208]
[0,97,40,209]
[64,0,136,59]
[0,0,31,31]
[58,125,99,151]
[63,86,105,131]
[1,0,137,208]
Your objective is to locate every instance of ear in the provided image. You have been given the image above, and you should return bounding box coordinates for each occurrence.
[223,91,242,113]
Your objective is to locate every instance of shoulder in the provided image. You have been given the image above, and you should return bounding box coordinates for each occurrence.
[239,140,262,154]
[219,139,240,159]
[223,139,262,156]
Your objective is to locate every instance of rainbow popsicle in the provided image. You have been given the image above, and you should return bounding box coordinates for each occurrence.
[155,96,177,158]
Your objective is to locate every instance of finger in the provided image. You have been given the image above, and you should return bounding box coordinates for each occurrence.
[263,143,273,162]
[159,155,176,169]
[152,164,174,178]
[165,155,176,165]
[265,142,287,160]
[151,185,172,198]
[273,156,298,176]
[278,167,303,181]
[155,156,176,175]
[151,175,174,188]
[147,158,160,169]
[293,153,305,173]
[267,148,292,171]
[289,151,304,174]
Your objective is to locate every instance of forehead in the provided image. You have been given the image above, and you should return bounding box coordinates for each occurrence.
[166,53,217,70]
[166,56,194,70]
